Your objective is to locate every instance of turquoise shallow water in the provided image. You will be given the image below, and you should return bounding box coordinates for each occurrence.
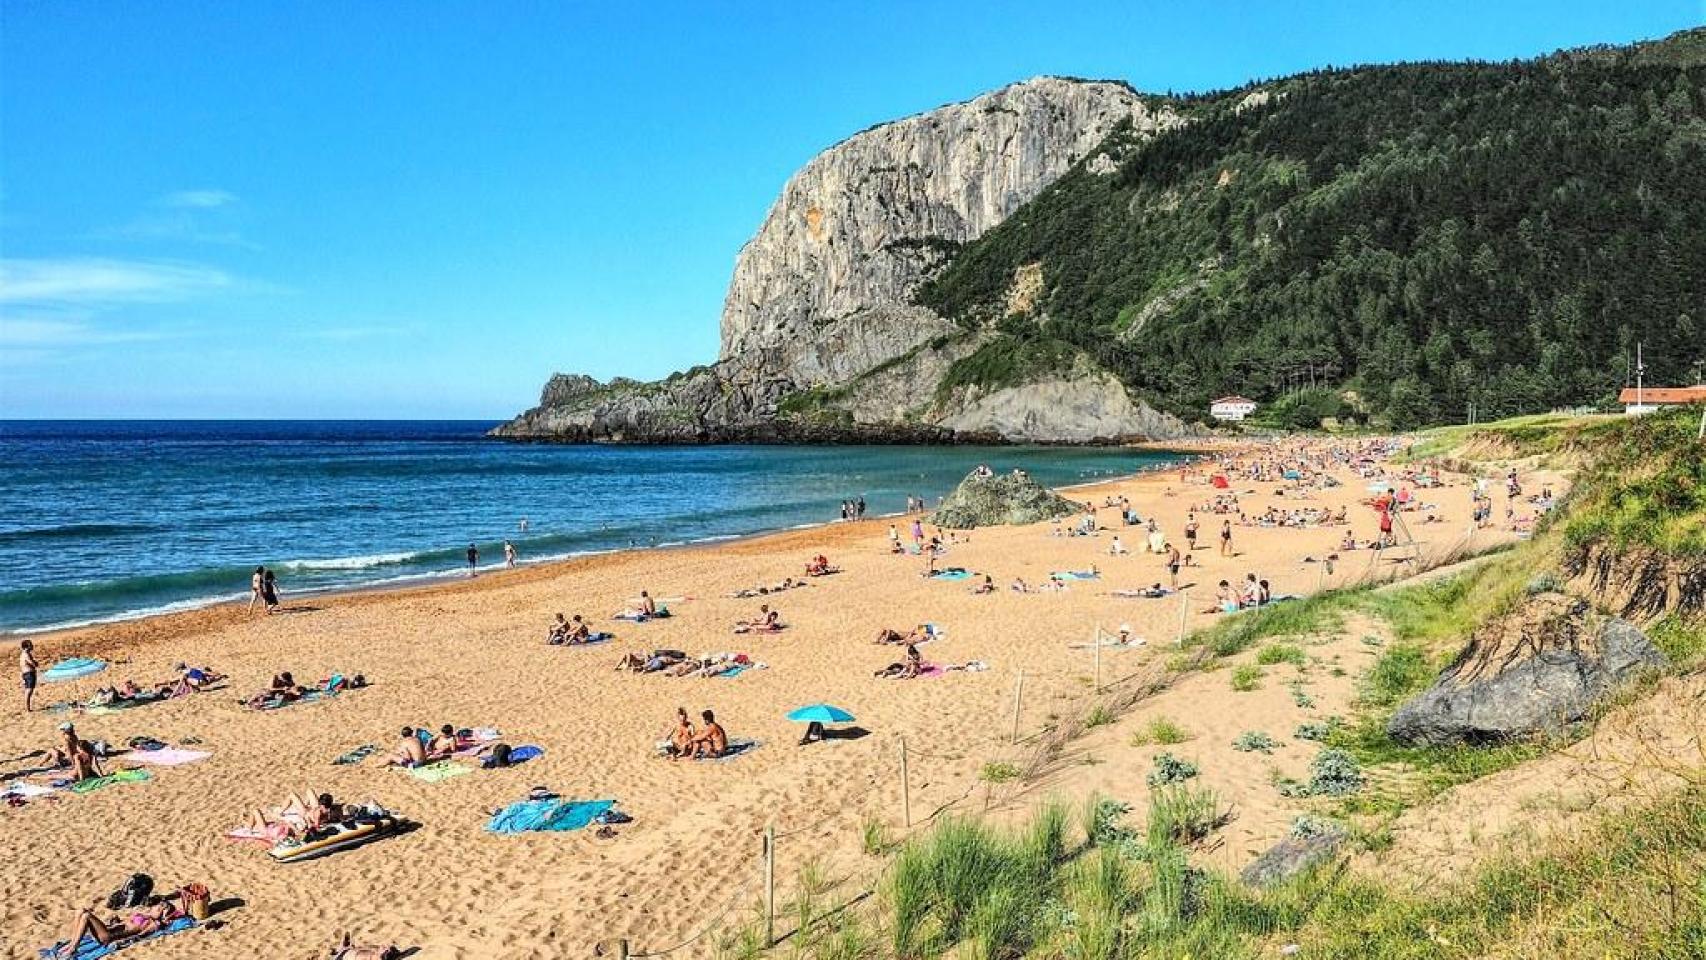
[0,421,1187,633]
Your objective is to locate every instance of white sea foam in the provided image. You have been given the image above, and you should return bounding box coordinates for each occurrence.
[277,552,419,571]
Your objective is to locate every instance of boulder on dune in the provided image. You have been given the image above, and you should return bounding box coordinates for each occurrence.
[1387,591,1667,747]
[931,468,1079,529]
[1241,820,1347,889]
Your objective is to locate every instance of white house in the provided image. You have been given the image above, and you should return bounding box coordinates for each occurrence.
[1210,395,1258,421]
[1619,386,1706,415]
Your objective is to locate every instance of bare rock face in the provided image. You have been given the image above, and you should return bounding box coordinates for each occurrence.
[721,77,1177,365]
[931,468,1080,529]
[936,359,1185,443]
[494,77,1194,444]
[1387,592,1667,746]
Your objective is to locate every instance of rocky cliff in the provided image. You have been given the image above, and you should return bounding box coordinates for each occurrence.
[493,76,1196,444]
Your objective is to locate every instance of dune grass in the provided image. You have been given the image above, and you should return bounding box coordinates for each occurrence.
[719,786,1706,960]
[1129,716,1191,747]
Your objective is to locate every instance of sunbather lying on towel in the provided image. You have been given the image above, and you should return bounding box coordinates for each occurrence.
[157,662,224,697]
[52,895,186,958]
[615,649,688,673]
[1111,583,1174,598]
[246,790,348,840]
[88,680,163,709]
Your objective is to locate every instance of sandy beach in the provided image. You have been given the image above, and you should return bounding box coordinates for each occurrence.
[0,440,1553,959]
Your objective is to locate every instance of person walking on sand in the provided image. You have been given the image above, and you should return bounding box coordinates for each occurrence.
[20,638,38,712]
[1165,543,1182,589]
[248,566,266,613]
[466,543,479,578]
[503,540,517,569]
[1220,519,1233,557]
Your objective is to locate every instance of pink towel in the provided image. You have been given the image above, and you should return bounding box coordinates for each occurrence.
[130,748,211,766]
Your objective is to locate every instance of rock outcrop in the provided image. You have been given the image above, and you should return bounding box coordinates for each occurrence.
[493,77,1197,445]
[1240,820,1347,889]
[1387,592,1667,746]
[931,468,1080,529]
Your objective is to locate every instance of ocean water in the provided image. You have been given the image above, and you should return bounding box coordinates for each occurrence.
[0,421,1187,633]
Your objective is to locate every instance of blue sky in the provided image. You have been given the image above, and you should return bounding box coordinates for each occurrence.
[1,1,1699,419]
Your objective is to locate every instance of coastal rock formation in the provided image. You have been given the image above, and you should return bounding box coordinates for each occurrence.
[493,77,1195,444]
[931,468,1079,529]
[1387,592,1667,746]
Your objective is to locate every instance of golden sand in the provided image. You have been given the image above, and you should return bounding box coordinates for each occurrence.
[0,442,1549,959]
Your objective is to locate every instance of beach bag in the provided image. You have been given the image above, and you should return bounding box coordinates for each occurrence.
[107,873,154,910]
[181,882,210,920]
[482,743,514,769]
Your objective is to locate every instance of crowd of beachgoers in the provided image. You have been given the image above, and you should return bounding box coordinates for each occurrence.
[1,434,1558,958]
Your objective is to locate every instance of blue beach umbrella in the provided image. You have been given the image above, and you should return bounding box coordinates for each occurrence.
[786,704,856,725]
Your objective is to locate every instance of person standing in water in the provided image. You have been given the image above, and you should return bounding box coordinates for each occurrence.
[20,638,38,712]
[518,517,529,533]
[503,540,517,568]
[466,543,480,578]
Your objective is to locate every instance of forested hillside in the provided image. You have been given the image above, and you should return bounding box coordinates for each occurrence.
[919,28,1706,427]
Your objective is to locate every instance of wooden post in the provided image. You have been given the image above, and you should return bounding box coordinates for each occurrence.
[1317,562,1326,595]
[1010,671,1025,743]
[1177,590,1189,646]
[899,736,912,828]
[616,940,630,960]
[763,823,777,947]
[1092,624,1103,693]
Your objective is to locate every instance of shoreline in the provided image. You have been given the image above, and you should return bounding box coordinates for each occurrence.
[0,434,1564,958]
[4,451,1209,652]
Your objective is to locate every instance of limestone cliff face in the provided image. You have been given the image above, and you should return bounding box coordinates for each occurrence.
[720,77,1177,369]
[493,77,1196,444]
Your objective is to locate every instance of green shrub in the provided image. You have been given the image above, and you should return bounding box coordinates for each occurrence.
[1307,748,1365,796]
[1294,717,1342,742]
[1232,731,1280,753]
[1230,664,1263,691]
[1147,785,1226,846]
[980,761,1022,784]
[1359,643,1434,707]
[1146,752,1201,788]
[1130,716,1191,746]
[1256,643,1308,667]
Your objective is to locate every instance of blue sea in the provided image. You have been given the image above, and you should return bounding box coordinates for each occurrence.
[0,421,1187,634]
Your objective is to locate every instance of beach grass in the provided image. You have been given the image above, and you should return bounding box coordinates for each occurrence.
[722,786,1706,959]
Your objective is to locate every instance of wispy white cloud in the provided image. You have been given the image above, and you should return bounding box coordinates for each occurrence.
[0,315,169,348]
[0,257,231,305]
[160,189,237,209]
[92,215,255,248]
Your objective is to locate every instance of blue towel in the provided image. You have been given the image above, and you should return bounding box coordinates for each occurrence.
[41,917,196,959]
[487,798,615,834]
[930,570,972,582]
[715,664,750,679]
